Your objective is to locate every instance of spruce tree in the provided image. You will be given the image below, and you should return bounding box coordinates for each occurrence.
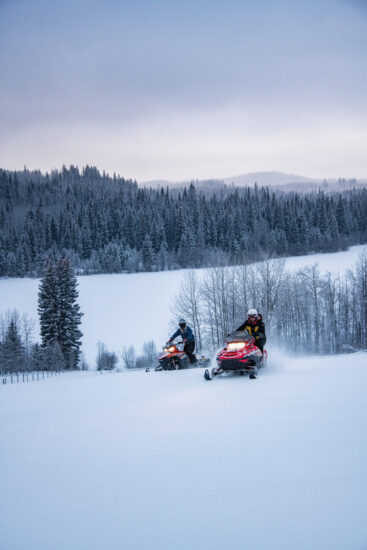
[38,261,59,347]
[0,318,26,372]
[38,256,83,370]
[56,256,83,369]
[142,234,156,271]
[336,195,348,235]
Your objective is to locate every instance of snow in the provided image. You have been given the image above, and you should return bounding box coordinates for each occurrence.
[1,246,367,548]
[1,351,367,550]
[0,245,366,367]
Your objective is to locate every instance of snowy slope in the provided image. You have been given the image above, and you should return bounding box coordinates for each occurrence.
[1,351,367,550]
[0,245,365,367]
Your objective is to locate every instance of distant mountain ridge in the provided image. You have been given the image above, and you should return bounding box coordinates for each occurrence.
[224,171,319,187]
[141,171,367,192]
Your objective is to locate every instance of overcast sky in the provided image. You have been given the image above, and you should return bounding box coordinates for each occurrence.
[0,0,366,181]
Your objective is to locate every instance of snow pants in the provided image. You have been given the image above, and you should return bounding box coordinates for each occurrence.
[256,337,266,353]
[184,341,198,364]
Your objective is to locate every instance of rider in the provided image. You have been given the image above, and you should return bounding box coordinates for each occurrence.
[168,319,198,364]
[236,308,266,352]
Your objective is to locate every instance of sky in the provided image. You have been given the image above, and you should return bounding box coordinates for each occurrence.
[0,0,367,182]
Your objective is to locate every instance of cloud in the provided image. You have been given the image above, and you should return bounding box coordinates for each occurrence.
[0,0,367,178]
[1,100,366,180]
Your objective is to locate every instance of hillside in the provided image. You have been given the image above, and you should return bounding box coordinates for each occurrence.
[1,166,367,278]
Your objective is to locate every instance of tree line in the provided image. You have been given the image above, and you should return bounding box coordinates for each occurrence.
[172,250,367,354]
[1,165,367,277]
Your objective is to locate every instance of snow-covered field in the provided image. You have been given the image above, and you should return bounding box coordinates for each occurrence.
[0,245,365,367]
[1,246,367,549]
[1,351,367,550]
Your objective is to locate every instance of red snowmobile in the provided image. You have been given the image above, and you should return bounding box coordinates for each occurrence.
[148,341,210,371]
[204,330,267,380]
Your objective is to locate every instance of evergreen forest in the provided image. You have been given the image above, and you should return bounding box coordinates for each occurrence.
[1,165,367,278]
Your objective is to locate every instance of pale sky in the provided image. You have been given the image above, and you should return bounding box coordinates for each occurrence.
[1,0,367,181]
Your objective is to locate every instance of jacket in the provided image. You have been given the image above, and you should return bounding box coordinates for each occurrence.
[236,313,266,342]
[170,325,195,344]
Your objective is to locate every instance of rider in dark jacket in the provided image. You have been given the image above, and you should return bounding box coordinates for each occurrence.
[236,308,266,352]
[169,319,198,364]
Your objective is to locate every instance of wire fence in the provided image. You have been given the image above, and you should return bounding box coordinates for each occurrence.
[1,370,62,385]
[0,367,125,386]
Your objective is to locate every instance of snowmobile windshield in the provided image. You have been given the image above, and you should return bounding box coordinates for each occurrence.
[225,330,253,343]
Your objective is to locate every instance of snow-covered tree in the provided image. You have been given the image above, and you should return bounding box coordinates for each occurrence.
[38,256,83,369]
[0,316,26,372]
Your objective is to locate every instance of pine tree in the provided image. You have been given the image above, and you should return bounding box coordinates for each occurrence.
[156,238,168,270]
[56,256,83,369]
[288,215,300,253]
[142,234,156,271]
[0,317,26,372]
[336,195,348,235]
[38,261,59,347]
[38,256,83,369]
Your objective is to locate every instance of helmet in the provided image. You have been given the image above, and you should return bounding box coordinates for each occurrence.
[179,318,186,328]
[247,308,258,316]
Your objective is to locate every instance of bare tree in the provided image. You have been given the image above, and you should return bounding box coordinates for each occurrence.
[171,270,203,349]
[20,313,36,366]
[297,264,323,352]
[200,267,223,348]
[142,340,158,365]
[121,345,137,369]
[97,341,118,370]
[353,249,367,349]
[254,257,286,325]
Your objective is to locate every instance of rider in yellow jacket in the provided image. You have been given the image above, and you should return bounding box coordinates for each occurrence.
[236,308,266,352]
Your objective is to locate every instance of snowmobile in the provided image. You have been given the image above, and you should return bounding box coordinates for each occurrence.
[146,341,210,372]
[204,330,267,380]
